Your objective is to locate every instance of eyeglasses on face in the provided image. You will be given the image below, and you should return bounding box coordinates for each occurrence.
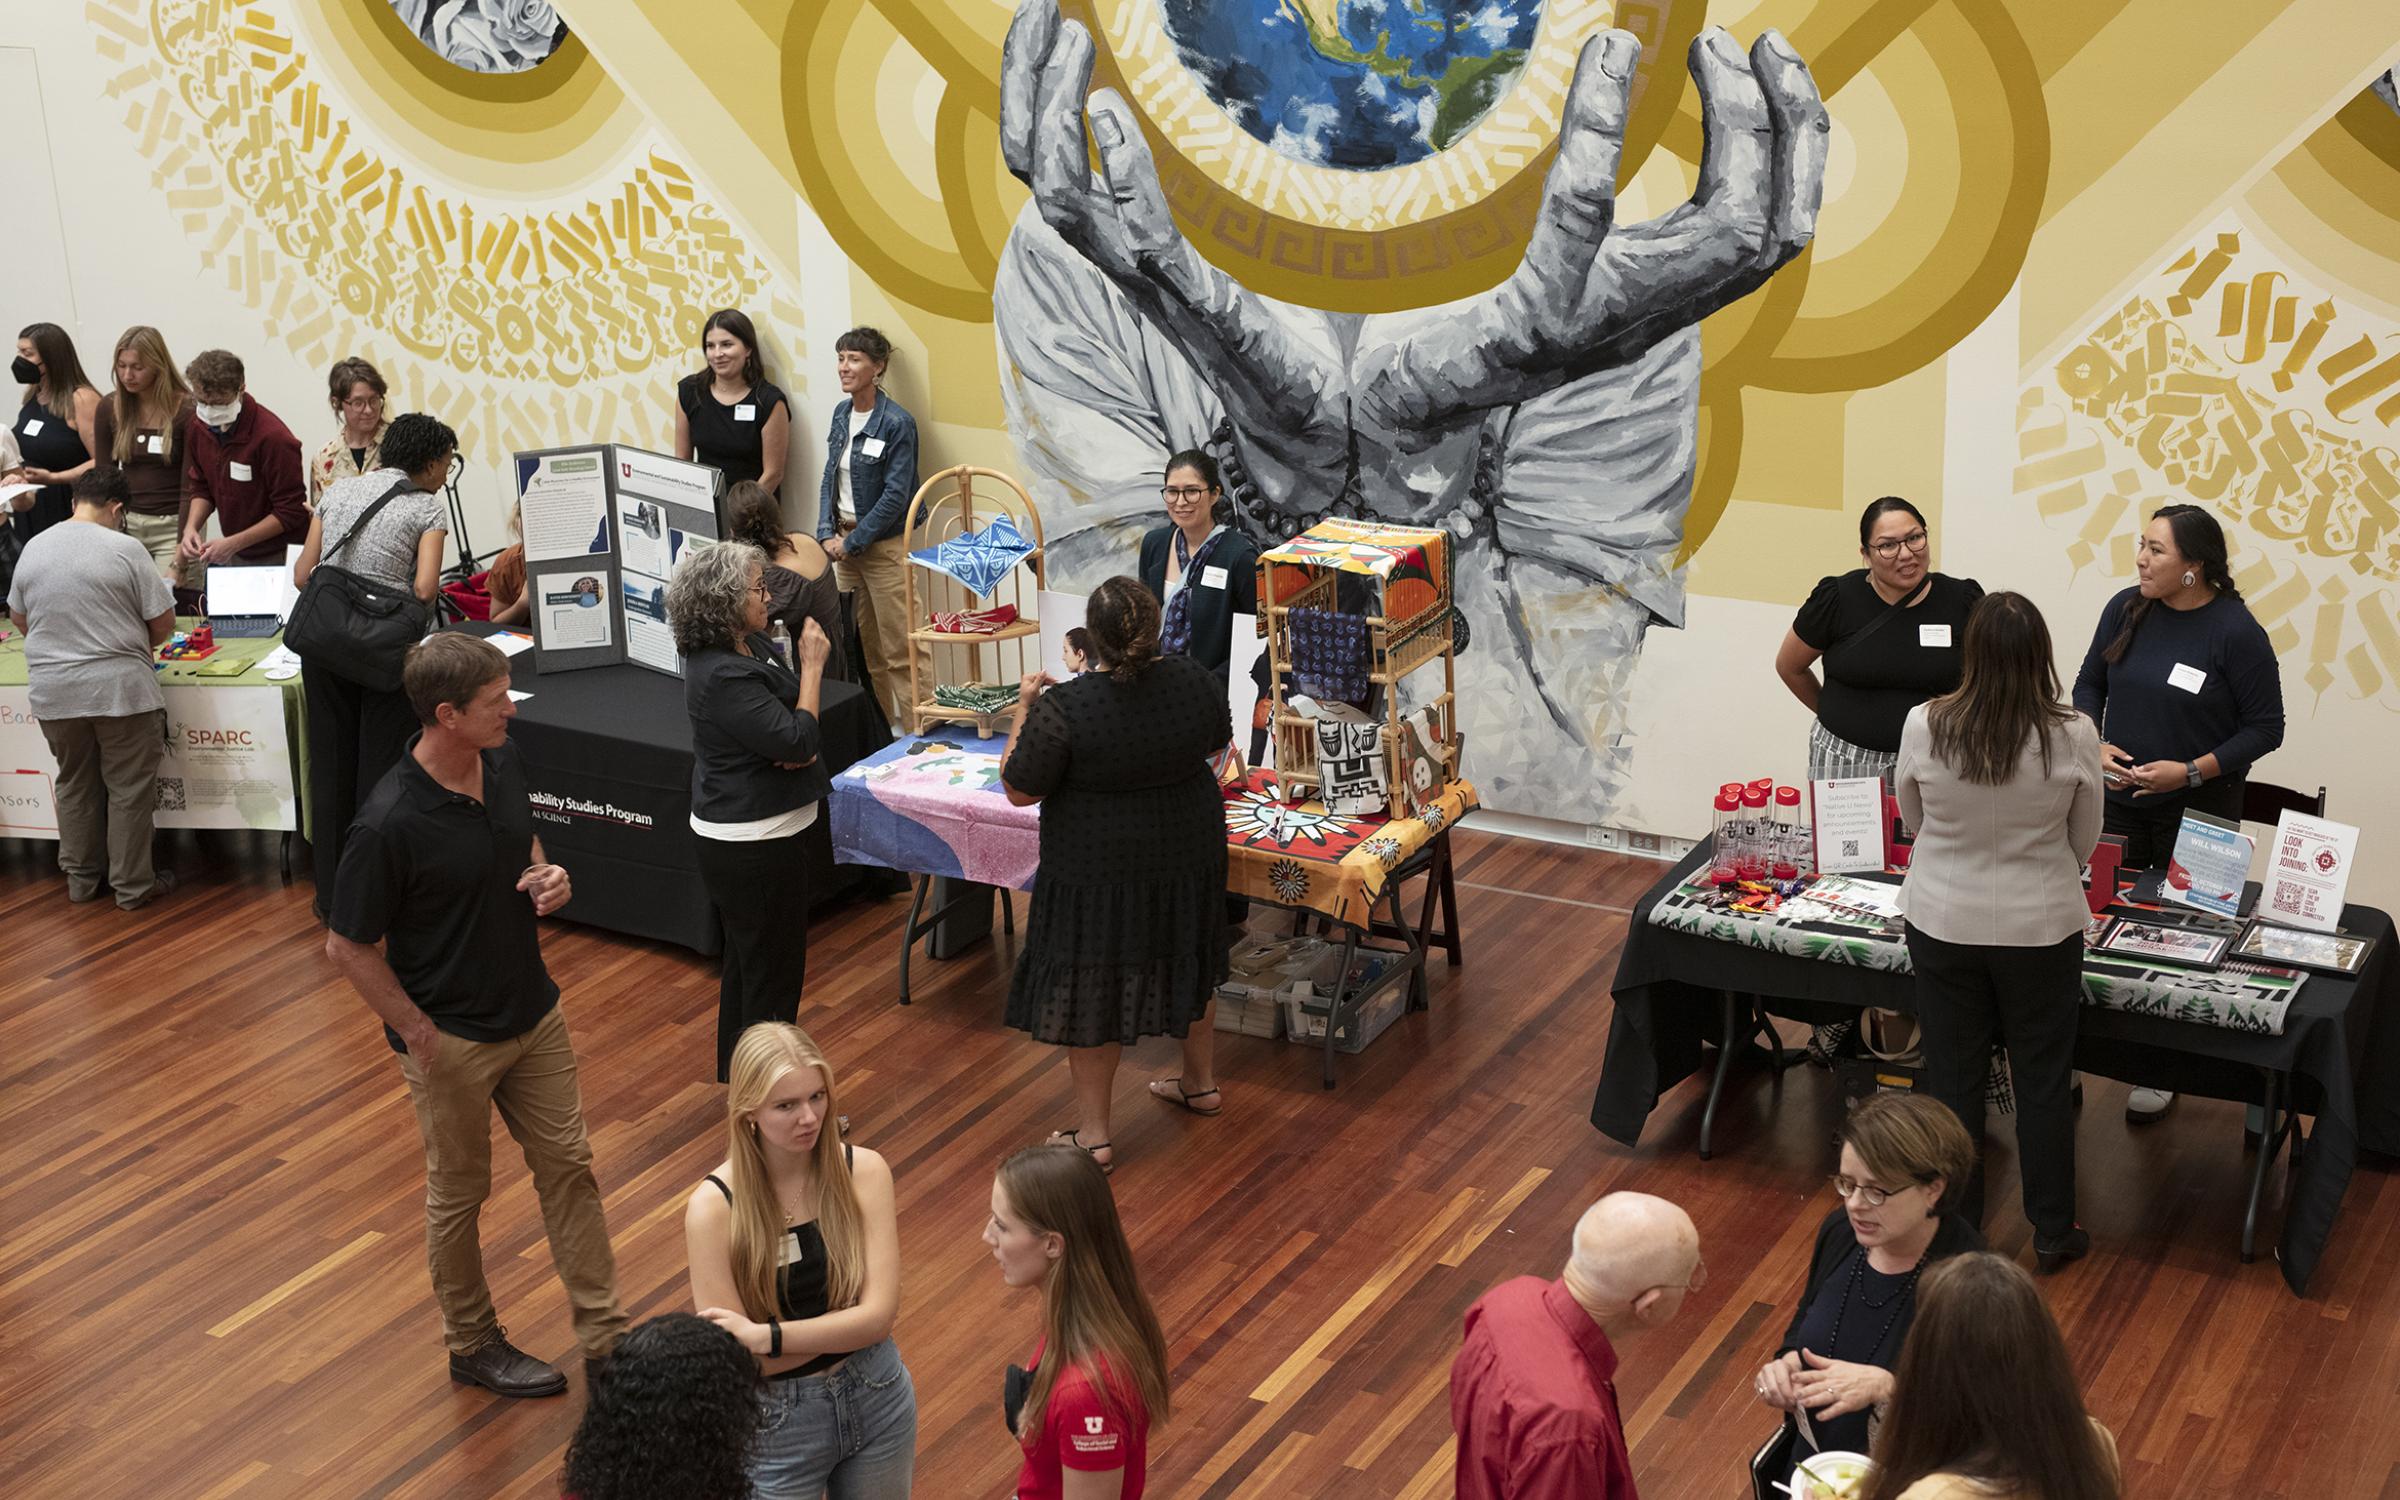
[748,580,771,599]
[1161,486,1212,503]
[1829,1173,1920,1207]
[1868,530,1930,559]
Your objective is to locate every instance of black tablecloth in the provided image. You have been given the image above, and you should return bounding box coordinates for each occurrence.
[1591,844,2397,1296]
[489,633,885,955]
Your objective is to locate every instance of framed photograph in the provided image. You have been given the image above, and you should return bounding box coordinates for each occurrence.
[2095,916,2231,971]
[2235,921,2376,978]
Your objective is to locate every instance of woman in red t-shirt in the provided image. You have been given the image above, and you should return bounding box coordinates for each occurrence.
[985,1145,1171,1499]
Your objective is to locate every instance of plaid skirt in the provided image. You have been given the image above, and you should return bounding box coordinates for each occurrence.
[1808,719,1897,790]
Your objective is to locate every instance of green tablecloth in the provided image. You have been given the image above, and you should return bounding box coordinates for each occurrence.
[0,619,312,836]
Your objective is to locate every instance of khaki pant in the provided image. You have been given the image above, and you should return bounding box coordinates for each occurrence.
[835,530,930,732]
[39,710,168,907]
[121,511,190,587]
[395,1006,627,1360]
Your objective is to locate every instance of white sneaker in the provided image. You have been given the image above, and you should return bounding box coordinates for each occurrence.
[2126,1086,2176,1123]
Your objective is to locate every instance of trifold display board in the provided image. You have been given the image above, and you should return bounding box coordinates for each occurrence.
[514,444,720,678]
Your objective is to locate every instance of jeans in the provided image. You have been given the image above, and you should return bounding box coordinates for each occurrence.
[395,1005,628,1360]
[1904,922,2083,1239]
[751,1336,918,1500]
[2102,778,2244,869]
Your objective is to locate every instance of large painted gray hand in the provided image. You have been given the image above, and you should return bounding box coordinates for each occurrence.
[1000,0,1344,487]
[1359,28,1827,433]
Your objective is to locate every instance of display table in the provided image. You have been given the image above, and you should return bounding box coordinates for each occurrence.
[1590,843,2399,1296]
[828,735,1474,1084]
[485,629,886,955]
[0,619,309,842]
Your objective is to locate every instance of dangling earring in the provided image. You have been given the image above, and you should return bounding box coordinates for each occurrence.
[2182,570,2196,587]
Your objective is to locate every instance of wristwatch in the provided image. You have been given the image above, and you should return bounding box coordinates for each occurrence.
[2185,761,2203,789]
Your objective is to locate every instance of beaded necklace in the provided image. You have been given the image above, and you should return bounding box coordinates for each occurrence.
[1827,1242,1928,1358]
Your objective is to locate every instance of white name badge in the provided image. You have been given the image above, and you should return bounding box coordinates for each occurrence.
[1201,565,1229,589]
[860,437,887,459]
[2168,661,2208,694]
[229,461,254,481]
[1918,623,1952,648]
[21,419,42,436]
[734,403,757,422]
[145,434,166,455]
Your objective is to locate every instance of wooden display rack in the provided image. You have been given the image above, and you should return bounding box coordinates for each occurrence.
[900,465,1047,738]
[1257,519,1460,818]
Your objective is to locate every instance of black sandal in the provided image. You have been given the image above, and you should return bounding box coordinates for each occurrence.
[1146,1079,1223,1117]
[1045,1128,1114,1174]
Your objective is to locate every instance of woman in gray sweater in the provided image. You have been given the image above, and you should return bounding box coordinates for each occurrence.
[1896,591,2102,1274]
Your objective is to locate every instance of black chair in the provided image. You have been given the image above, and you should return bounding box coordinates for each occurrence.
[2240,780,2326,824]
[1751,1419,1798,1500]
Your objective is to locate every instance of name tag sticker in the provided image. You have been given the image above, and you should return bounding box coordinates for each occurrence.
[860,437,887,460]
[2168,662,2207,694]
[1201,565,1229,589]
[145,434,166,454]
[229,461,253,481]
[21,419,41,436]
[1918,623,1952,648]
[733,403,756,422]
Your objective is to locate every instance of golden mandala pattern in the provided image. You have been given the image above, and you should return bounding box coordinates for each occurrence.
[94,0,799,460]
[2016,222,2400,707]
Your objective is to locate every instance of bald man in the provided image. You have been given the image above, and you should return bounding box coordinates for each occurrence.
[1450,1192,1703,1499]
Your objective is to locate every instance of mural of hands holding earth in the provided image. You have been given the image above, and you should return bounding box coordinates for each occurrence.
[994,0,1826,819]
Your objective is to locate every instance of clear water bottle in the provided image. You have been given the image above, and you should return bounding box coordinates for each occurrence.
[768,619,792,668]
[1710,790,1742,885]
[1737,783,1771,880]
[1772,784,1804,881]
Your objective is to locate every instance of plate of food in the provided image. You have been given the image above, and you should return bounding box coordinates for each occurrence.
[1790,1450,1876,1499]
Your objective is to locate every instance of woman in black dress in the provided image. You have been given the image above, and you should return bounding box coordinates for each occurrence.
[674,309,791,496]
[9,322,103,553]
[1774,496,1983,788]
[1000,577,1234,1174]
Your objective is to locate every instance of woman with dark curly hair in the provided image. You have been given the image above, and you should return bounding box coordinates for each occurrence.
[1000,578,1235,1174]
[667,540,833,1080]
[291,411,455,914]
[561,1312,762,1500]
[724,478,847,678]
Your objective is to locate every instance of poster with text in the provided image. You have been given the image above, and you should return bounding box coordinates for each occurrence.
[517,450,612,564]
[157,687,296,830]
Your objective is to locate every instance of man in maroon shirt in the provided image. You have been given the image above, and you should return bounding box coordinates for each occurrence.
[1450,1192,1703,1499]
[178,349,308,568]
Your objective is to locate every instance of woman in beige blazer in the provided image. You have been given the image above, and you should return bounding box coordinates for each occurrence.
[1895,593,2102,1273]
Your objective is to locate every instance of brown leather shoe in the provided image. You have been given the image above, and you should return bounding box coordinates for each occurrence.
[448,1332,568,1398]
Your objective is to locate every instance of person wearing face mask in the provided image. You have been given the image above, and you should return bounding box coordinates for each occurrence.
[2071,503,2282,1125]
[88,326,195,585]
[1776,497,1985,789]
[1451,1191,1703,1500]
[676,309,791,497]
[1749,1093,1983,1490]
[1135,449,1260,679]
[9,323,105,558]
[687,1023,914,1499]
[178,348,309,571]
[985,1144,1169,1500]
[814,327,923,731]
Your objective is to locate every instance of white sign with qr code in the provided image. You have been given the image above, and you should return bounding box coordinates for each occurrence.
[1811,776,1887,874]
[0,684,295,837]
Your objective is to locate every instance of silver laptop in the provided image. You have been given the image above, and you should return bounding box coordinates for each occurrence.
[204,565,297,638]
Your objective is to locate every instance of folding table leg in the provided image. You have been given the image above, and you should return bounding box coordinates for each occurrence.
[1700,989,1742,1161]
[1323,925,1361,1090]
[1437,834,1462,967]
[1001,888,1015,937]
[2240,1067,2286,1263]
[898,874,931,1006]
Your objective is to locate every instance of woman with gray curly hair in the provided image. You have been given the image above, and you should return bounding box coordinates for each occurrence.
[669,540,833,1081]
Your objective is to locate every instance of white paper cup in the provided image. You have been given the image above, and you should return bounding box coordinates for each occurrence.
[1791,1451,1876,1498]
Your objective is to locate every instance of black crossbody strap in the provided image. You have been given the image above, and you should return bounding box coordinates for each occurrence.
[1842,573,1934,653]
[319,478,418,567]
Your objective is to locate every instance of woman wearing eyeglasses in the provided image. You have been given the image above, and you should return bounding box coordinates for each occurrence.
[309,358,391,509]
[1751,1092,1982,1482]
[1776,498,1984,788]
[1135,450,1259,680]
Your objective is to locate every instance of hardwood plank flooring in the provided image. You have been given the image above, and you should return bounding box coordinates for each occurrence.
[1,827,2393,1497]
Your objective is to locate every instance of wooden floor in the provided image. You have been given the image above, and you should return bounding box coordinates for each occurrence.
[3,826,2397,1498]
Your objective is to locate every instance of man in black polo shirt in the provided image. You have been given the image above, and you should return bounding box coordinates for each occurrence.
[325,632,626,1397]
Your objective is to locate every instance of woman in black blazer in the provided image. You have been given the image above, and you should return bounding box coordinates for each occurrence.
[666,538,832,1082]
[1751,1093,1983,1480]
[1135,449,1259,679]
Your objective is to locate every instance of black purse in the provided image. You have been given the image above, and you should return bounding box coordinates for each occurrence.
[286,478,431,692]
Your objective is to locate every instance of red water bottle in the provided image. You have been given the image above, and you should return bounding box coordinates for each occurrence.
[1710,791,1741,885]
[1738,784,1771,880]
[1772,784,1802,881]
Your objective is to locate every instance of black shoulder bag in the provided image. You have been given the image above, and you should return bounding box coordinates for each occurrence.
[285,478,432,692]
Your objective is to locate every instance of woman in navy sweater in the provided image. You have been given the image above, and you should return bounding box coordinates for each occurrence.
[2072,505,2283,1123]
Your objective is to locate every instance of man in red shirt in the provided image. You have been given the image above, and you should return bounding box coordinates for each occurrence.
[1450,1192,1703,1499]
[178,348,308,569]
